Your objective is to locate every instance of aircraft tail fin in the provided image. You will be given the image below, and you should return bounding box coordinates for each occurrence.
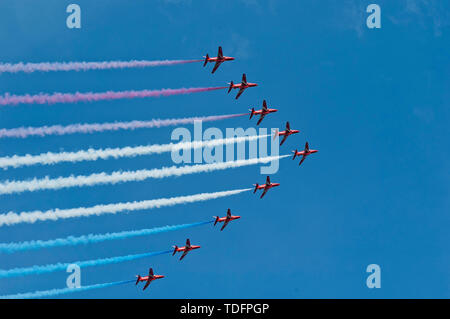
[135,275,141,285]
[172,246,178,256]
[273,129,279,141]
[253,183,259,193]
[293,150,298,160]
[250,108,255,119]
[203,54,209,67]
[214,216,219,226]
[228,81,234,93]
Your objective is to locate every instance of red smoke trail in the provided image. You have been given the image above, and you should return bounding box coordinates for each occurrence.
[0,87,228,106]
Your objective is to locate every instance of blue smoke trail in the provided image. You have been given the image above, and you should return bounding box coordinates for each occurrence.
[0,279,135,299]
[0,250,171,279]
[0,220,213,254]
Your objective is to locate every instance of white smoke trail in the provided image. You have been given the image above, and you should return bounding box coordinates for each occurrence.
[0,135,268,169]
[0,114,247,139]
[0,59,203,74]
[0,188,251,226]
[0,155,288,195]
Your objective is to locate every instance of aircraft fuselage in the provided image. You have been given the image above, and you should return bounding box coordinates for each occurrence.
[231,83,258,90]
[257,183,280,190]
[207,56,235,62]
[176,245,201,252]
[279,129,300,136]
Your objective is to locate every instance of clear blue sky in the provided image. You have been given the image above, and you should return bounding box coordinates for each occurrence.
[0,0,448,298]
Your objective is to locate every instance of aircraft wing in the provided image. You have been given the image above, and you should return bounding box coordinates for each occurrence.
[279,134,288,146]
[260,187,269,199]
[179,250,189,261]
[235,87,245,100]
[262,100,267,110]
[143,279,152,290]
[299,155,306,166]
[211,60,223,74]
[257,113,266,125]
[220,219,230,231]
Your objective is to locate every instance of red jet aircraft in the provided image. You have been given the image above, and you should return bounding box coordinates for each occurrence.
[228,73,258,99]
[250,100,278,125]
[135,268,164,291]
[253,176,280,199]
[203,46,235,74]
[214,208,241,231]
[293,142,318,166]
[172,239,201,261]
[274,122,300,146]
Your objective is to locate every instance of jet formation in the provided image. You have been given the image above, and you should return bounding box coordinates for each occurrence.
[134,46,318,292]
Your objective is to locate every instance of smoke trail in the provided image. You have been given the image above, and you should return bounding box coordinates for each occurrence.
[0,155,287,195]
[0,59,203,74]
[0,188,250,226]
[0,87,227,106]
[0,220,213,254]
[0,250,171,279]
[0,135,268,169]
[0,113,247,139]
[0,280,135,299]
